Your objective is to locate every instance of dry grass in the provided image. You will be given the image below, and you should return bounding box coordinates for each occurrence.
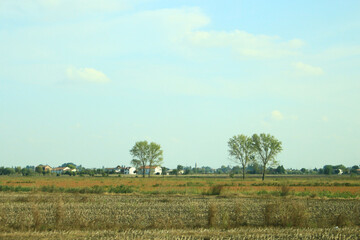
[1,175,360,196]
[208,203,218,227]
[264,200,309,227]
[0,228,359,240]
[0,192,358,232]
[0,175,359,239]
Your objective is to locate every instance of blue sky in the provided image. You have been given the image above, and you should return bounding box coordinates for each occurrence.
[1,0,359,169]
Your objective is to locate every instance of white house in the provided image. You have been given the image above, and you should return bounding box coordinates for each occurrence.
[122,167,136,175]
[52,167,71,174]
[139,166,162,175]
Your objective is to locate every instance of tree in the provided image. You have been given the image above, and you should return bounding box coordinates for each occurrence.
[147,142,163,177]
[161,166,168,176]
[176,165,184,176]
[228,135,254,179]
[130,140,163,178]
[276,165,285,174]
[351,165,359,174]
[323,165,333,175]
[251,133,282,181]
[15,166,22,174]
[247,162,261,174]
[35,166,43,175]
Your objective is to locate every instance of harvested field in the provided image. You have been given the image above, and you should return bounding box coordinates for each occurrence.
[0,175,359,239]
[0,193,359,230]
[0,228,359,240]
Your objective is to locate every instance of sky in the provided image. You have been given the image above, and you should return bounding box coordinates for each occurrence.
[1,0,360,169]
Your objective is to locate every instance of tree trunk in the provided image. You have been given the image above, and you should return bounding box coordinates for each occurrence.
[142,164,145,178]
[242,165,245,180]
[148,164,151,178]
[262,165,266,181]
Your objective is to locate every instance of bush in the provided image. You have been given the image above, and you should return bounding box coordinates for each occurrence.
[208,203,218,227]
[264,200,309,227]
[280,184,291,196]
[336,213,351,227]
[204,185,224,195]
[108,185,133,193]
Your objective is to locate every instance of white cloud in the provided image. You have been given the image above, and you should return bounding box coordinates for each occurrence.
[66,67,110,83]
[294,62,324,75]
[184,30,304,59]
[121,8,303,60]
[271,110,284,120]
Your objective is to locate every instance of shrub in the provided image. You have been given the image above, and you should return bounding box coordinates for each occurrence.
[32,204,43,230]
[264,200,309,227]
[54,199,64,228]
[208,203,218,227]
[280,184,291,197]
[232,202,246,227]
[204,185,224,195]
[336,213,351,227]
[108,185,133,193]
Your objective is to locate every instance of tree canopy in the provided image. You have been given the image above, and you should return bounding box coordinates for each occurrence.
[251,133,282,181]
[228,134,254,179]
[130,140,163,178]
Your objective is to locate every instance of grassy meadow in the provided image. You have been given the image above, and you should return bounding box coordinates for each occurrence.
[0,175,359,239]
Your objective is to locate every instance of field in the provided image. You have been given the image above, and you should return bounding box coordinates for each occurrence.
[0,175,359,239]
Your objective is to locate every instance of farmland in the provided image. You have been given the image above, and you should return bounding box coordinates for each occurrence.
[0,175,359,239]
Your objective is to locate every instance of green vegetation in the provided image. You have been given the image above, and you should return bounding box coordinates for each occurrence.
[251,133,283,181]
[228,134,254,179]
[130,141,163,178]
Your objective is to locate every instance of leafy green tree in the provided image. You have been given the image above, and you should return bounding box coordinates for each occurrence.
[232,166,241,174]
[228,134,254,179]
[176,165,184,175]
[323,165,333,175]
[334,164,347,174]
[0,167,15,175]
[161,166,168,176]
[276,165,285,174]
[61,163,76,169]
[130,140,163,178]
[15,167,22,174]
[147,142,163,177]
[251,133,282,181]
[247,162,261,174]
[184,168,191,175]
[351,165,359,174]
[67,164,76,169]
[35,166,43,175]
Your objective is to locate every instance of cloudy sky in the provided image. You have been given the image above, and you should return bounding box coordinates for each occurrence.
[1,0,359,169]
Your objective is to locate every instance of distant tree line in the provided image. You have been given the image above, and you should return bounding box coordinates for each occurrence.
[0,135,359,178]
[0,164,359,176]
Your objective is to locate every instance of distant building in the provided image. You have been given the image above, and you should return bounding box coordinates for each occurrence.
[139,166,162,175]
[122,167,136,175]
[37,165,52,172]
[52,167,76,174]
